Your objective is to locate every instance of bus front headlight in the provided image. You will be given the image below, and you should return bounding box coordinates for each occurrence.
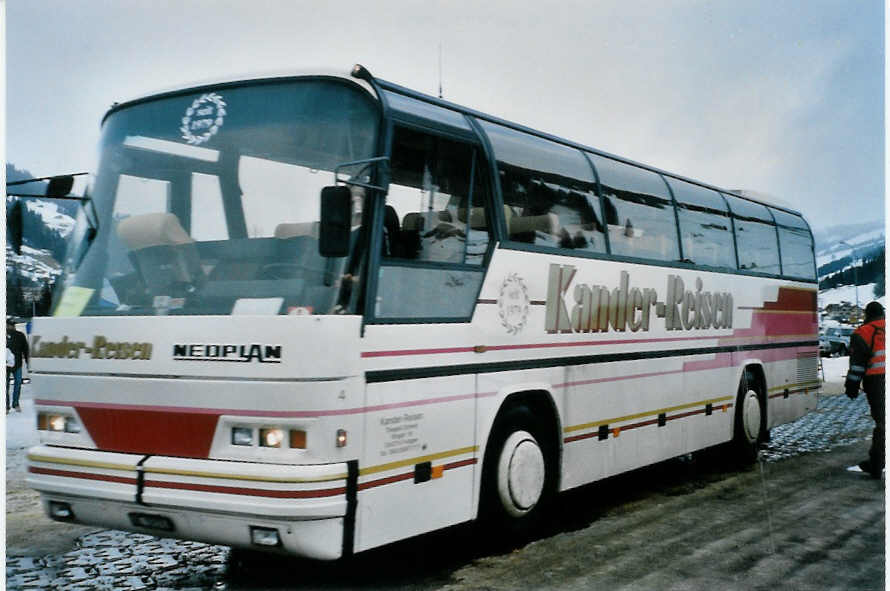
[259,428,285,448]
[37,412,81,433]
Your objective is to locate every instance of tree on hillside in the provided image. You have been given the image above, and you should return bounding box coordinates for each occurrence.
[819,248,885,290]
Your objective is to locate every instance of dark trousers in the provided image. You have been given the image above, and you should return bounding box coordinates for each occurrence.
[865,377,885,470]
[6,366,23,410]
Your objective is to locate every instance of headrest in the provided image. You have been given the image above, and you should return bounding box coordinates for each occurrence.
[402,212,424,232]
[274,221,319,239]
[509,212,559,236]
[402,211,452,232]
[117,213,193,250]
[457,205,512,229]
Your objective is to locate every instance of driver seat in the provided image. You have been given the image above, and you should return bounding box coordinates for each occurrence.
[116,212,204,296]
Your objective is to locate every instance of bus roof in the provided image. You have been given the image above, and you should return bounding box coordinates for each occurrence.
[102,64,804,221]
[371,74,805,221]
[102,67,378,124]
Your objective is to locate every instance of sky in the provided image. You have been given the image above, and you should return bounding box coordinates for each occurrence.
[3,0,885,231]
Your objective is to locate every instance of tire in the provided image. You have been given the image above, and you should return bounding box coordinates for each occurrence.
[732,371,765,464]
[479,405,556,541]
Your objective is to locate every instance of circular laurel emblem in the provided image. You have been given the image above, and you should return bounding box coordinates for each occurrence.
[498,273,530,335]
[180,92,227,145]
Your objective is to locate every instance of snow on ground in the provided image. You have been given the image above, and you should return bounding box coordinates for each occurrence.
[821,356,851,384]
[5,381,39,451]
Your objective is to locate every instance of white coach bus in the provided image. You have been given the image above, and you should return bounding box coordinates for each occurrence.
[27,65,819,559]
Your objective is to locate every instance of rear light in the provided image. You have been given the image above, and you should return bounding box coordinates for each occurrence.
[336,429,347,448]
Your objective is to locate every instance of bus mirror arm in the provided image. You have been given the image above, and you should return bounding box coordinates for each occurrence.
[68,198,101,271]
[333,156,389,192]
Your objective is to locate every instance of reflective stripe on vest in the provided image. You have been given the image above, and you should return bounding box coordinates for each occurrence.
[855,319,885,376]
[868,348,885,375]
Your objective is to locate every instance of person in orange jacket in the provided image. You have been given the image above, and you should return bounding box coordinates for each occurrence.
[845,301,885,478]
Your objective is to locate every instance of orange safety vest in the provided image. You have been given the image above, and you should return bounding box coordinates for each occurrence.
[854,318,885,375]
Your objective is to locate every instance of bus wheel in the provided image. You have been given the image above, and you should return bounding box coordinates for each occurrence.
[480,406,554,539]
[733,371,764,463]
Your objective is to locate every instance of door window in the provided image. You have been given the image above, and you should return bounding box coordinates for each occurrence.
[375,125,493,320]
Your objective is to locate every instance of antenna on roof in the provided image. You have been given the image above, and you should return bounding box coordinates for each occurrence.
[438,43,443,99]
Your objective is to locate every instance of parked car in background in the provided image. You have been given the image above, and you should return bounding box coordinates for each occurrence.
[820,325,855,356]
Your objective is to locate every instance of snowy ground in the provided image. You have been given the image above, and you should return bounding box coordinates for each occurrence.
[5,385,40,451]
[820,355,850,383]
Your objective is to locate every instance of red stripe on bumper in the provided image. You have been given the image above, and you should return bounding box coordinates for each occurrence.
[143,479,346,499]
[28,466,138,486]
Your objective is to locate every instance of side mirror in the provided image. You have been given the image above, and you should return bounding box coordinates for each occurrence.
[46,175,74,198]
[319,186,352,257]
[8,200,23,255]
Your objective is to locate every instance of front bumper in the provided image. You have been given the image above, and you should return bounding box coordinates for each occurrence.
[27,445,353,560]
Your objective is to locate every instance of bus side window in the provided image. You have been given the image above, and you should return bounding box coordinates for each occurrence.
[666,178,736,269]
[587,154,679,262]
[479,121,606,254]
[772,209,816,279]
[385,126,490,265]
[724,194,780,275]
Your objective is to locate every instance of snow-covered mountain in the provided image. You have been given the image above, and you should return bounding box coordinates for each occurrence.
[813,220,884,270]
[814,220,885,314]
[25,200,75,238]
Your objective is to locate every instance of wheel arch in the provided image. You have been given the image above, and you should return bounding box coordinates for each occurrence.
[475,386,563,516]
[736,361,768,438]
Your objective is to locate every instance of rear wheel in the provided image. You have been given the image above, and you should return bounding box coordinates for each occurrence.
[733,371,765,463]
[480,405,556,540]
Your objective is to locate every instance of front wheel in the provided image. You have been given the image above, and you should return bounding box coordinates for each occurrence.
[480,406,556,540]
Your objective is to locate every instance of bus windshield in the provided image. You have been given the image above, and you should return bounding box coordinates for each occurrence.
[55,78,379,317]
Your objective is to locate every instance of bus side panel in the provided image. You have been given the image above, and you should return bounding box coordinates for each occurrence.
[561,357,724,490]
[680,354,739,450]
[355,375,477,553]
[732,281,819,430]
[751,351,819,430]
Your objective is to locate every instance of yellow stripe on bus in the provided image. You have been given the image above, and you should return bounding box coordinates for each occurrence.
[768,380,821,392]
[26,454,137,472]
[563,395,734,434]
[360,446,478,477]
